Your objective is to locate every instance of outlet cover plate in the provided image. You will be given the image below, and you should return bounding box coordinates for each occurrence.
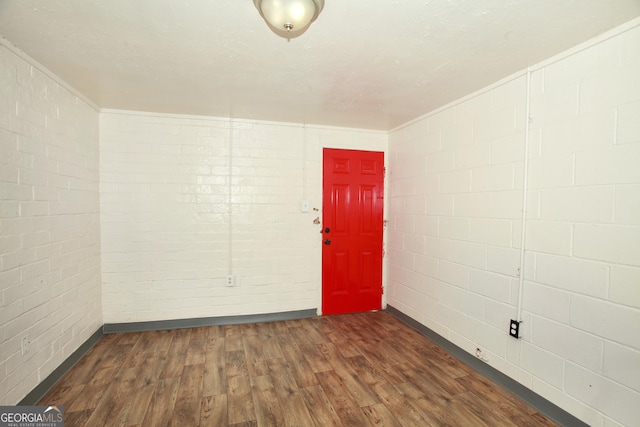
[509,319,521,338]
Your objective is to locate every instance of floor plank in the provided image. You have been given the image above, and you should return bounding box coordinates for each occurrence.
[200,394,228,426]
[373,381,436,426]
[316,370,374,426]
[362,403,403,427]
[250,375,285,427]
[275,333,319,389]
[169,363,205,427]
[227,373,256,425]
[300,385,343,427]
[38,311,559,427]
[203,337,226,397]
[142,377,181,427]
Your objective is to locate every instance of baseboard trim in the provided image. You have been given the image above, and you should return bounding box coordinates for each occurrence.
[385,305,588,427]
[18,327,103,405]
[103,309,318,333]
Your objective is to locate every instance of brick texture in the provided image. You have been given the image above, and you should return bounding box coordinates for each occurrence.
[0,44,102,404]
[388,23,640,426]
[100,112,387,323]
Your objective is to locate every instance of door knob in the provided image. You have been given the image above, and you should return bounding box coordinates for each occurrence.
[324,227,330,233]
[324,239,331,245]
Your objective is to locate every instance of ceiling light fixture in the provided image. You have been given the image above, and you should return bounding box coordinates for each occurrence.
[253,0,324,39]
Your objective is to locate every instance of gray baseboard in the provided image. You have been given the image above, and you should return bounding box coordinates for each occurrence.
[18,327,103,406]
[385,305,588,427]
[103,308,318,333]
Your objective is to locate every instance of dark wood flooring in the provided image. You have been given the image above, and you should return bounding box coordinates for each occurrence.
[39,311,557,426]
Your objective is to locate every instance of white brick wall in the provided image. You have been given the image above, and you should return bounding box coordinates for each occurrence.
[100,111,387,323]
[388,20,640,426]
[0,43,102,404]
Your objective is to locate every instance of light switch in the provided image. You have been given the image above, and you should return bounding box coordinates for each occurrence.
[301,199,310,212]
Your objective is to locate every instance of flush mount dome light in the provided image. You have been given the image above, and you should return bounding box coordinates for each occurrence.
[253,0,325,38]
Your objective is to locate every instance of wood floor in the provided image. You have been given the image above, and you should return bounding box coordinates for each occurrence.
[39,311,557,426]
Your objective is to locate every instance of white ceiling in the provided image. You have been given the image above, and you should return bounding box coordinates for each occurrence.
[1,0,639,130]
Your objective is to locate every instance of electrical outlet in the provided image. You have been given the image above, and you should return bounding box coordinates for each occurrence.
[475,347,489,362]
[225,275,234,287]
[509,319,521,338]
[21,336,29,355]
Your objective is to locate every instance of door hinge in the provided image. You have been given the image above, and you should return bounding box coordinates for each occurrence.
[383,167,386,177]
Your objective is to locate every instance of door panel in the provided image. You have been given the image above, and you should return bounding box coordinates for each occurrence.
[332,184,349,233]
[322,148,384,315]
[360,185,375,233]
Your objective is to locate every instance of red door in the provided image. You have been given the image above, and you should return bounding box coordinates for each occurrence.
[322,148,384,315]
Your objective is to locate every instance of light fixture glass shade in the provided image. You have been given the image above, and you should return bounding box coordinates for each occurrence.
[254,0,324,37]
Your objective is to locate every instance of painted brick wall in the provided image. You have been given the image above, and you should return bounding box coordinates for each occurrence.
[0,43,102,404]
[100,111,387,323]
[387,21,640,426]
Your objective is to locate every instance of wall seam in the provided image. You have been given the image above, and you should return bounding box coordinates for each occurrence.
[0,37,99,111]
[390,17,640,134]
